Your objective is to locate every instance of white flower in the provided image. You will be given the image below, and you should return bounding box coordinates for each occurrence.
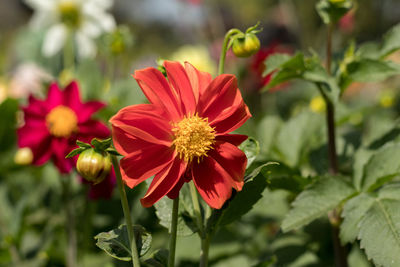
[25,0,116,58]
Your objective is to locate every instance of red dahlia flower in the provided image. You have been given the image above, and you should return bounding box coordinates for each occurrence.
[110,61,251,209]
[17,81,110,174]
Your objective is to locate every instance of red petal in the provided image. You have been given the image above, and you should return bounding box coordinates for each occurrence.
[120,146,175,189]
[63,81,82,112]
[110,104,172,154]
[23,95,47,117]
[47,83,63,110]
[17,120,49,148]
[78,120,110,140]
[51,138,74,174]
[164,61,196,114]
[209,142,246,191]
[79,101,106,122]
[134,67,182,120]
[192,156,233,209]
[215,134,248,146]
[140,158,187,207]
[211,101,251,135]
[184,62,212,103]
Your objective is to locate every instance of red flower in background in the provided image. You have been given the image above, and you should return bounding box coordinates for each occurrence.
[251,42,292,91]
[17,81,110,173]
[111,61,251,209]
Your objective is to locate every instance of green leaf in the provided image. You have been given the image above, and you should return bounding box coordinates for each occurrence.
[345,59,400,83]
[381,23,400,57]
[91,138,112,151]
[65,147,86,158]
[358,198,400,267]
[143,249,169,267]
[378,183,400,201]
[153,184,197,236]
[76,140,92,148]
[361,143,400,191]
[263,53,292,76]
[0,99,18,152]
[275,110,323,167]
[217,164,272,226]
[282,176,355,232]
[316,0,353,24]
[340,193,374,244]
[239,137,260,169]
[106,147,122,156]
[94,224,152,261]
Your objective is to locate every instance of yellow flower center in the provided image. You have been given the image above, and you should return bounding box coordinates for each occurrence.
[46,105,78,138]
[172,115,216,163]
[58,1,81,28]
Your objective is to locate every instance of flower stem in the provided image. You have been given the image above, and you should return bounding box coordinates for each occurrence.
[61,176,77,267]
[168,196,179,267]
[189,181,204,235]
[63,31,75,72]
[218,29,241,75]
[324,23,348,267]
[199,235,210,267]
[111,155,141,267]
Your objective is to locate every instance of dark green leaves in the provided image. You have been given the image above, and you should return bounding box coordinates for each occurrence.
[95,224,152,261]
[239,137,260,169]
[282,176,355,232]
[0,99,18,152]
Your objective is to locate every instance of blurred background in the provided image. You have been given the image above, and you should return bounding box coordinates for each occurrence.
[1,0,400,267]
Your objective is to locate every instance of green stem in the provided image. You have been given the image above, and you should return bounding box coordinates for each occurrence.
[168,196,180,267]
[63,31,75,72]
[189,181,204,235]
[111,155,141,267]
[62,176,77,267]
[323,23,348,267]
[199,235,210,267]
[218,29,241,75]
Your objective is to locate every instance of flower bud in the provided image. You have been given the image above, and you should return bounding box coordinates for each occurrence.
[232,33,261,58]
[76,148,111,184]
[14,147,33,165]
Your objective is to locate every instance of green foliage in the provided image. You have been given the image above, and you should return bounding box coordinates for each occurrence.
[262,52,340,103]
[0,99,18,152]
[154,184,197,236]
[282,176,355,232]
[316,0,353,24]
[94,224,152,261]
[239,137,260,168]
[361,143,400,191]
[143,249,169,267]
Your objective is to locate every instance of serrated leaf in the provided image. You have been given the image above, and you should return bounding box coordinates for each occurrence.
[340,193,374,244]
[239,137,260,169]
[263,53,292,76]
[65,147,86,158]
[154,184,197,236]
[282,176,355,232]
[362,143,400,191]
[378,183,400,201]
[94,224,152,261]
[346,59,400,83]
[358,198,400,267]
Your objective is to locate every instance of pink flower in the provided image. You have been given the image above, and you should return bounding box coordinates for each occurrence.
[111,61,251,209]
[17,81,109,174]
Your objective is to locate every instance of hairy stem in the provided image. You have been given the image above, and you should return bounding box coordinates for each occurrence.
[199,235,210,267]
[168,196,180,267]
[111,155,141,267]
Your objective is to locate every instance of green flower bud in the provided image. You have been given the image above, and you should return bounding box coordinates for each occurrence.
[232,33,261,58]
[76,148,111,184]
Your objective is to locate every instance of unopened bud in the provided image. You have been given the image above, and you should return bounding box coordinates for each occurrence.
[14,147,33,165]
[76,148,111,184]
[232,33,261,58]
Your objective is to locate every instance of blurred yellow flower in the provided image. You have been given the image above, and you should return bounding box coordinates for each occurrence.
[14,147,34,165]
[379,91,396,108]
[171,45,216,75]
[309,96,326,113]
